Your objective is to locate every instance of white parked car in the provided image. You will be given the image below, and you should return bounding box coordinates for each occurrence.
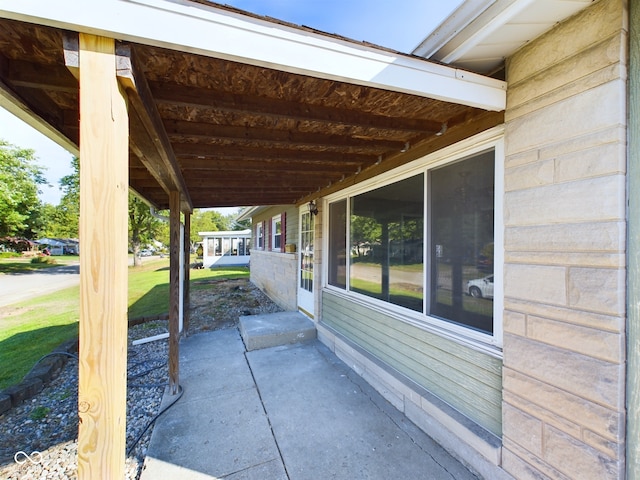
[139,249,153,257]
[467,275,494,299]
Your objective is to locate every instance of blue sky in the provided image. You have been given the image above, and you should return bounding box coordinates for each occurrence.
[0,0,462,206]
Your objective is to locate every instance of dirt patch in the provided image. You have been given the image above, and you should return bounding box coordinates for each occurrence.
[187,278,283,333]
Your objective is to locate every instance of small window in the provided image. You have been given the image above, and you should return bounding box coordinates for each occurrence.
[272,215,282,251]
[256,223,264,249]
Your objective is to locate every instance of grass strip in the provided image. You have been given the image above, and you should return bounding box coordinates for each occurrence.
[0,260,249,390]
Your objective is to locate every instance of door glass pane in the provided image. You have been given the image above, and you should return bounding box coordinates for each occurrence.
[350,174,424,312]
[430,150,494,334]
[300,212,314,293]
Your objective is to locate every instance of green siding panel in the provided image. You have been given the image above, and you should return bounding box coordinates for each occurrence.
[322,290,503,436]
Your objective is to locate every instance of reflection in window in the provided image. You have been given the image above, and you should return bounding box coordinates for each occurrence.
[328,200,347,288]
[430,151,494,334]
[326,148,496,336]
[350,174,424,312]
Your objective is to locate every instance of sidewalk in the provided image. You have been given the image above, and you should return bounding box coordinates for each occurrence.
[140,328,478,480]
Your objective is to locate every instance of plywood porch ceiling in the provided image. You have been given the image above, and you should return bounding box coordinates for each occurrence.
[0,17,504,211]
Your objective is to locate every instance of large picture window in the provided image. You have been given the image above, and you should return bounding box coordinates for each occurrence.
[326,146,498,338]
[350,174,424,312]
[430,152,494,334]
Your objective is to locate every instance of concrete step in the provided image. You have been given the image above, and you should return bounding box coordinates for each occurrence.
[239,311,316,351]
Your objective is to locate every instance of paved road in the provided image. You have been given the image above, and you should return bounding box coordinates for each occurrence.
[0,263,80,308]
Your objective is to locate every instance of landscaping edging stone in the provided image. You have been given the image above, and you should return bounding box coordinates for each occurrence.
[0,314,170,417]
[0,338,78,415]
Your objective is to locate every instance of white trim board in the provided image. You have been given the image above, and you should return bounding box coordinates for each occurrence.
[0,0,506,111]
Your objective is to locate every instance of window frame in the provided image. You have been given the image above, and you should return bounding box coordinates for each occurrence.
[271,214,282,251]
[256,222,264,250]
[322,128,504,352]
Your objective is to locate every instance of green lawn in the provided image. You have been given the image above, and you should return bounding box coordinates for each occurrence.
[0,258,249,390]
[0,255,79,274]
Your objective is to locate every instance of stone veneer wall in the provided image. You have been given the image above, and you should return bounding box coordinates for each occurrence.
[249,249,297,311]
[501,0,628,478]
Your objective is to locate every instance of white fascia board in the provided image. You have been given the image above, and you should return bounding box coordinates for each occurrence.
[0,0,505,112]
[236,206,262,222]
[437,0,536,64]
[412,0,496,58]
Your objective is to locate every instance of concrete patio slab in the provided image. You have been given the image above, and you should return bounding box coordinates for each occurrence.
[141,327,478,480]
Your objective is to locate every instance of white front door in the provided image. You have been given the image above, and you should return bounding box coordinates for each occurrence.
[297,208,314,318]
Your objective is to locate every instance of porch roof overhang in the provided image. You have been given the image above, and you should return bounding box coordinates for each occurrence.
[0,0,506,212]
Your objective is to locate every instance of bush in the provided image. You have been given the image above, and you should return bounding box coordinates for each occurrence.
[0,251,20,258]
[30,256,57,265]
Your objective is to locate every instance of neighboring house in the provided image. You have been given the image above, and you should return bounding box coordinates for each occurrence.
[36,238,79,255]
[240,1,633,479]
[0,0,637,478]
[199,229,251,267]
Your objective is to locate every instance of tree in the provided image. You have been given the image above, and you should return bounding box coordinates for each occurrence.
[129,194,164,267]
[38,156,80,238]
[0,140,47,238]
[189,209,231,248]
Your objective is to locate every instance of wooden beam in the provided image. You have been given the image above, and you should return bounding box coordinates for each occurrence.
[177,155,369,169]
[77,33,129,479]
[152,81,443,134]
[183,212,191,335]
[65,34,192,213]
[168,190,181,394]
[172,143,374,165]
[163,119,407,151]
[7,59,77,92]
[115,44,192,213]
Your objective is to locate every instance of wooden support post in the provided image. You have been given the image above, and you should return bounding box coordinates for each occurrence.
[77,34,129,479]
[183,212,191,335]
[169,191,181,394]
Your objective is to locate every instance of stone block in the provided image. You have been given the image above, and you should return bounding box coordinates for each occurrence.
[0,393,11,415]
[503,365,624,443]
[503,310,526,336]
[505,222,624,253]
[503,440,571,480]
[504,159,554,192]
[504,264,567,305]
[504,251,625,269]
[504,175,625,227]
[554,142,626,184]
[505,298,623,332]
[21,377,44,398]
[502,404,543,456]
[507,0,625,85]
[507,60,624,124]
[544,424,621,480]
[2,377,43,406]
[503,389,582,440]
[527,315,623,363]
[505,82,625,157]
[539,125,625,162]
[504,335,624,410]
[568,267,625,316]
[24,363,55,384]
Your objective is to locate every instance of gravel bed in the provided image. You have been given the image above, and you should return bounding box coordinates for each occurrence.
[0,278,282,479]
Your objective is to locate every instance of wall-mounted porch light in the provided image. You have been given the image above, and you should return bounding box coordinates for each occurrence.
[308,200,319,216]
